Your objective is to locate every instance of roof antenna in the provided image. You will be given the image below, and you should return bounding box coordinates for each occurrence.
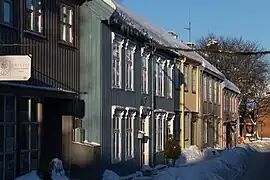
[184,6,192,44]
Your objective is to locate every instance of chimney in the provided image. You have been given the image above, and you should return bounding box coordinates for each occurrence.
[186,42,194,48]
[168,31,178,39]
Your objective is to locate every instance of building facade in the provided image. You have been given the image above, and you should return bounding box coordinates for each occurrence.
[0,0,84,179]
[221,79,240,148]
[79,0,177,176]
[201,62,225,148]
[176,57,202,148]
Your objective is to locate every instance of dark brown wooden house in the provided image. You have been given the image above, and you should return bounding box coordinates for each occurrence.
[0,0,86,179]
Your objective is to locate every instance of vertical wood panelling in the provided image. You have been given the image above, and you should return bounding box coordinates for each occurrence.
[19,0,80,92]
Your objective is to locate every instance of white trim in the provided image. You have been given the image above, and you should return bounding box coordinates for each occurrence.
[124,107,137,160]
[124,40,136,91]
[167,113,175,136]
[141,48,150,94]
[111,32,124,89]
[111,106,125,163]
[139,107,151,166]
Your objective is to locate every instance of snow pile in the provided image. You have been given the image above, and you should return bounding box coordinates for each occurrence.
[15,158,69,180]
[176,146,220,166]
[153,142,270,180]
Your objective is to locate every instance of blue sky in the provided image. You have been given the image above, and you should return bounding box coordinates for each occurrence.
[121,0,270,48]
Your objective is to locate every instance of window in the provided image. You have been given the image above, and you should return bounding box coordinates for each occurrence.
[174,64,181,89]
[209,78,212,102]
[184,113,189,140]
[125,43,135,91]
[204,120,207,144]
[141,51,149,94]
[112,111,123,163]
[167,62,173,98]
[192,67,196,93]
[125,112,135,160]
[112,33,123,88]
[60,4,74,43]
[156,114,164,152]
[155,59,165,96]
[214,120,219,143]
[184,64,188,91]
[19,98,39,175]
[3,0,12,24]
[203,76,207,101]
[26,0,43,33]
[217,83,220,104]
[214,80,217,103]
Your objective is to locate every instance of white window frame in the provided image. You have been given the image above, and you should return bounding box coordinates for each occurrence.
[26,0,43,33]
[60,3,74,43]
[155,58,165,96]
[124,40,136,91]
[141,48,150,94]
[167,114,175,137]
[184,113,189,140]
[3,0,12,25]
[155,113,165,152]
[209,78,212,102]
[111,32,124,89]
[214,80,217,103]
[204,120,208,144]
[203,75,207,101]
[191,67,196,93]
[166,60,173,98]
[124,108,136,160]
[111,107,125,163]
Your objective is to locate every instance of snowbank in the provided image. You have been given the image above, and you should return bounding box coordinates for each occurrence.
[176,145,220,166]
[15,158,69,180]
[154,142,270,180]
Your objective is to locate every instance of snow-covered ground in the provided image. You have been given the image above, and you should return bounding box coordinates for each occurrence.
[103,142,270,180]
[15,142,270,180]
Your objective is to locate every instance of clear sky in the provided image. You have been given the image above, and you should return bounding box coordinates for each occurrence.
[121,0,270,48]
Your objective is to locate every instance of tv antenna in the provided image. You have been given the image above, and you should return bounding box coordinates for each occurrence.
[184,6,192,42]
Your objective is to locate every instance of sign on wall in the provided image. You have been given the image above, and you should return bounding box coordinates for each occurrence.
[0,55,31,81]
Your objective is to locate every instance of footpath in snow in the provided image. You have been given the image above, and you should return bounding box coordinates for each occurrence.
[103,142,270,180]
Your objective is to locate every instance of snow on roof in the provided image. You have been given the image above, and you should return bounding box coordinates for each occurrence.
[110,1,224,78]
[224,79,240,94]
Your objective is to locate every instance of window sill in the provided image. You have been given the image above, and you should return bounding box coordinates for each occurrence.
[24,30,46,39]
[125,156,134,161]
[125,89,135,92]
[0,23,17,31]
[112,86,122,90]
[111,159,121,164]
[58,41,77,49]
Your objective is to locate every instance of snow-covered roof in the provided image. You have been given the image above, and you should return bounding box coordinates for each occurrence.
[224,79,240,94]
[110,1,224,79]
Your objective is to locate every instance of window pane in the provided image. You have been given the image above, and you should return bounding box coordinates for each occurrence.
[26,0,33,10]
[31,124,39,149]
[31,151,38,170]
[0,96,4,122]
[0,155,3,180]
[0,126,3,152]
[20,152,29,176]
[5,96,15,122]
[5,154,15,180]
[20,125,30,151]
[4,2,11,24]
[5,125,15,152]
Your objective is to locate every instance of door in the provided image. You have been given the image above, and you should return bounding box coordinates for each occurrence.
[140,115,150,166]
